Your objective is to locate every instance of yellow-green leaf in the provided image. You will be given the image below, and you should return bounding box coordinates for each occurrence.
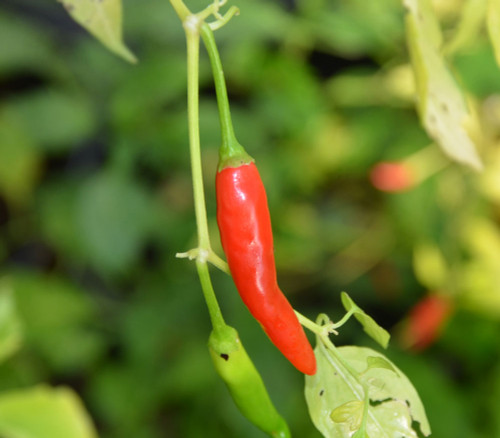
[404,0,483,171]
[330,400,364,431]
[0,386,97,438]
[305,344,431,438]
[340,292,390,348]
[488,0,500,68]
[364,356,398,375]
[59,0,136,63]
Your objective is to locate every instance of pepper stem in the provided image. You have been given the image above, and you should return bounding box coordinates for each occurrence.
[197,260,226,333]
[171,0,226,332]
[200,23,253,170]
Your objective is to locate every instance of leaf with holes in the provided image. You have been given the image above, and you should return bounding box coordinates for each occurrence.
[305,343,431,438]
[59,0,136,63]
[404,0,483,171]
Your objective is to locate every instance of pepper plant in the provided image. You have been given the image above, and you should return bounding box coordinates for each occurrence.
[3,0,500,436]
[56,0,435,436]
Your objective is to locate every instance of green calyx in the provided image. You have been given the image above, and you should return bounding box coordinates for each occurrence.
[218,140,254,171]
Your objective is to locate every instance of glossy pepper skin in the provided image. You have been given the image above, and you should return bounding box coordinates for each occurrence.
[209,325,291,438]
[216,161,316,375]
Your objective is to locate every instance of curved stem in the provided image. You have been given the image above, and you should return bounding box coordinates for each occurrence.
[200,23,237,148]
[296,309,355,335]
[201,23,252,169]
[295,311,325,335]
[197,260,226,332]
[330,309,355,329]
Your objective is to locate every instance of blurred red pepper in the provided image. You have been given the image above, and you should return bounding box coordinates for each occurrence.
[401,294,453,351]
[370,161,414,193]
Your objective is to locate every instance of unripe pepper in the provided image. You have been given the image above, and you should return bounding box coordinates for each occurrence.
[216,159,316,375]
[209,325,291,438]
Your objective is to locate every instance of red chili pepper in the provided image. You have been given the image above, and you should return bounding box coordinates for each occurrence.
[401,294,453,351]
[216,161,316,375]
[370,161,414,193]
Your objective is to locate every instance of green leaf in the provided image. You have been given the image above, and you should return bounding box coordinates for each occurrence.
[0,11,57,75]
[403,0,443,48]
[0,385,97,438]
[59,0,137,63]
[77,171,154,273]
[8,89,96,152]
[305,344,431,438]
[11,272,103,373]
[330,400,364,431]
[340,292,390,348]
[404,0,483,171]
[0,281,23,364]
[0,109,40,206]
[488,0,500,68]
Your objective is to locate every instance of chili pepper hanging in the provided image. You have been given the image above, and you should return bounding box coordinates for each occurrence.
[216,159,316,375]
[201,23,316,375]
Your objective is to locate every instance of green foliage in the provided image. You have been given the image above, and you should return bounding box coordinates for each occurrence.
[404,0,483,170]
[59,0,136,63]
[0,283,22,365]
[0,386,97,438]
[340,293,390,349]
[77,171,155,274]
[0,279,98,436]
[305,344,430,438]
[487,0,500,67]
[0,110,40,206]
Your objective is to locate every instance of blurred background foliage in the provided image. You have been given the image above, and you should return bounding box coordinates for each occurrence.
[1,0,500,437]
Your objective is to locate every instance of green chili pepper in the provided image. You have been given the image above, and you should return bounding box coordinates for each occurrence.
[209,325,291,438]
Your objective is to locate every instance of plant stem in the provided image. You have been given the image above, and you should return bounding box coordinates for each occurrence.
[169,0,190,21]
[295,311,325,335]
[185,21,211,251]
[176,4,225,331]
[201,23,252,168]
[197,260,226,332]
[200,23,237,148]
[330,309,355,329]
